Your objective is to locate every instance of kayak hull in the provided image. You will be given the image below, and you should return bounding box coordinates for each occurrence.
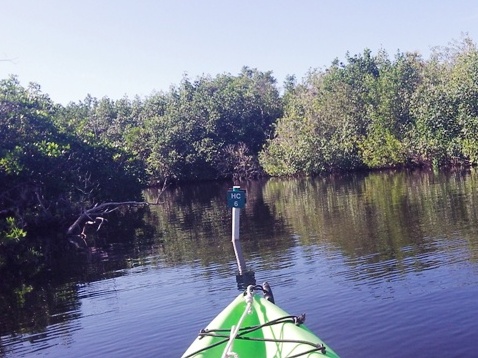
[182,293,339,357]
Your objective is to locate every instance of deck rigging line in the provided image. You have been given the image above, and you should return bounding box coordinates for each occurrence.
[221,285,254,358]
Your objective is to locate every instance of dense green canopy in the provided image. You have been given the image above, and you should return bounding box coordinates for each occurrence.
[260,37,478,175]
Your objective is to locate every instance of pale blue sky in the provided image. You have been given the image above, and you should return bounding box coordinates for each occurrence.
[1,0,478,104]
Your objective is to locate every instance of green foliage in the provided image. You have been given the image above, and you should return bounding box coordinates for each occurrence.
[361,51,423,167]
[0,216,39,273]
[261,37,478,175]
[450,38,478,164]
[406,37,478,166]
[359,127,406,168]
[260,114,317,176]
[1,217,27,244]
[128,68,282,183]
[53,68,282,185]
[261,50,378,175]
[409,56,460,165]
[0,76,145,272]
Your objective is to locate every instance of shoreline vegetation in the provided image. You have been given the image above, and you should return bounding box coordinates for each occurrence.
[2,36,478,275]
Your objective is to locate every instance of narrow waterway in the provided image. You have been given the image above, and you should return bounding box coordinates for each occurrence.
[2,169,478,357]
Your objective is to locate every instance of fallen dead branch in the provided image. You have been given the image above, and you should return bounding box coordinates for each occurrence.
[66,201,149,236]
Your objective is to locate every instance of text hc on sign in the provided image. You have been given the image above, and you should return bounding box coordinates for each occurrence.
[227,189,246,208]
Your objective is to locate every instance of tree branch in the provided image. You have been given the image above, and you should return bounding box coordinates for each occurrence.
[66,201,149,236]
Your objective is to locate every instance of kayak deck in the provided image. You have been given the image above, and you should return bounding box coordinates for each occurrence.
[182,287,339,357]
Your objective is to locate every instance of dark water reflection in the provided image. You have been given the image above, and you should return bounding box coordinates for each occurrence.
[2,169,478,357]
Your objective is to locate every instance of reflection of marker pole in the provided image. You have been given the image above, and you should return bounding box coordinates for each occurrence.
[231,186,246,274]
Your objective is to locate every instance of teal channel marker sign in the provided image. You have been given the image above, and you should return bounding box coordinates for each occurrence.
[227,189,246,208]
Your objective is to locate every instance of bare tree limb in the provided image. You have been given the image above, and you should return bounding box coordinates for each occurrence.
[66,201,149,236]
[155,178,169,204]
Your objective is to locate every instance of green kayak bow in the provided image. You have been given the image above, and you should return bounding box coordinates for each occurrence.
[182,284,340,358]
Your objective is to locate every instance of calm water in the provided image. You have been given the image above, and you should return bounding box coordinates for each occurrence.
[2,170,478,357]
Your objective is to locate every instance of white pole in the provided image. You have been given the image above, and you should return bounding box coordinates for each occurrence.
[232,186,246,274]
